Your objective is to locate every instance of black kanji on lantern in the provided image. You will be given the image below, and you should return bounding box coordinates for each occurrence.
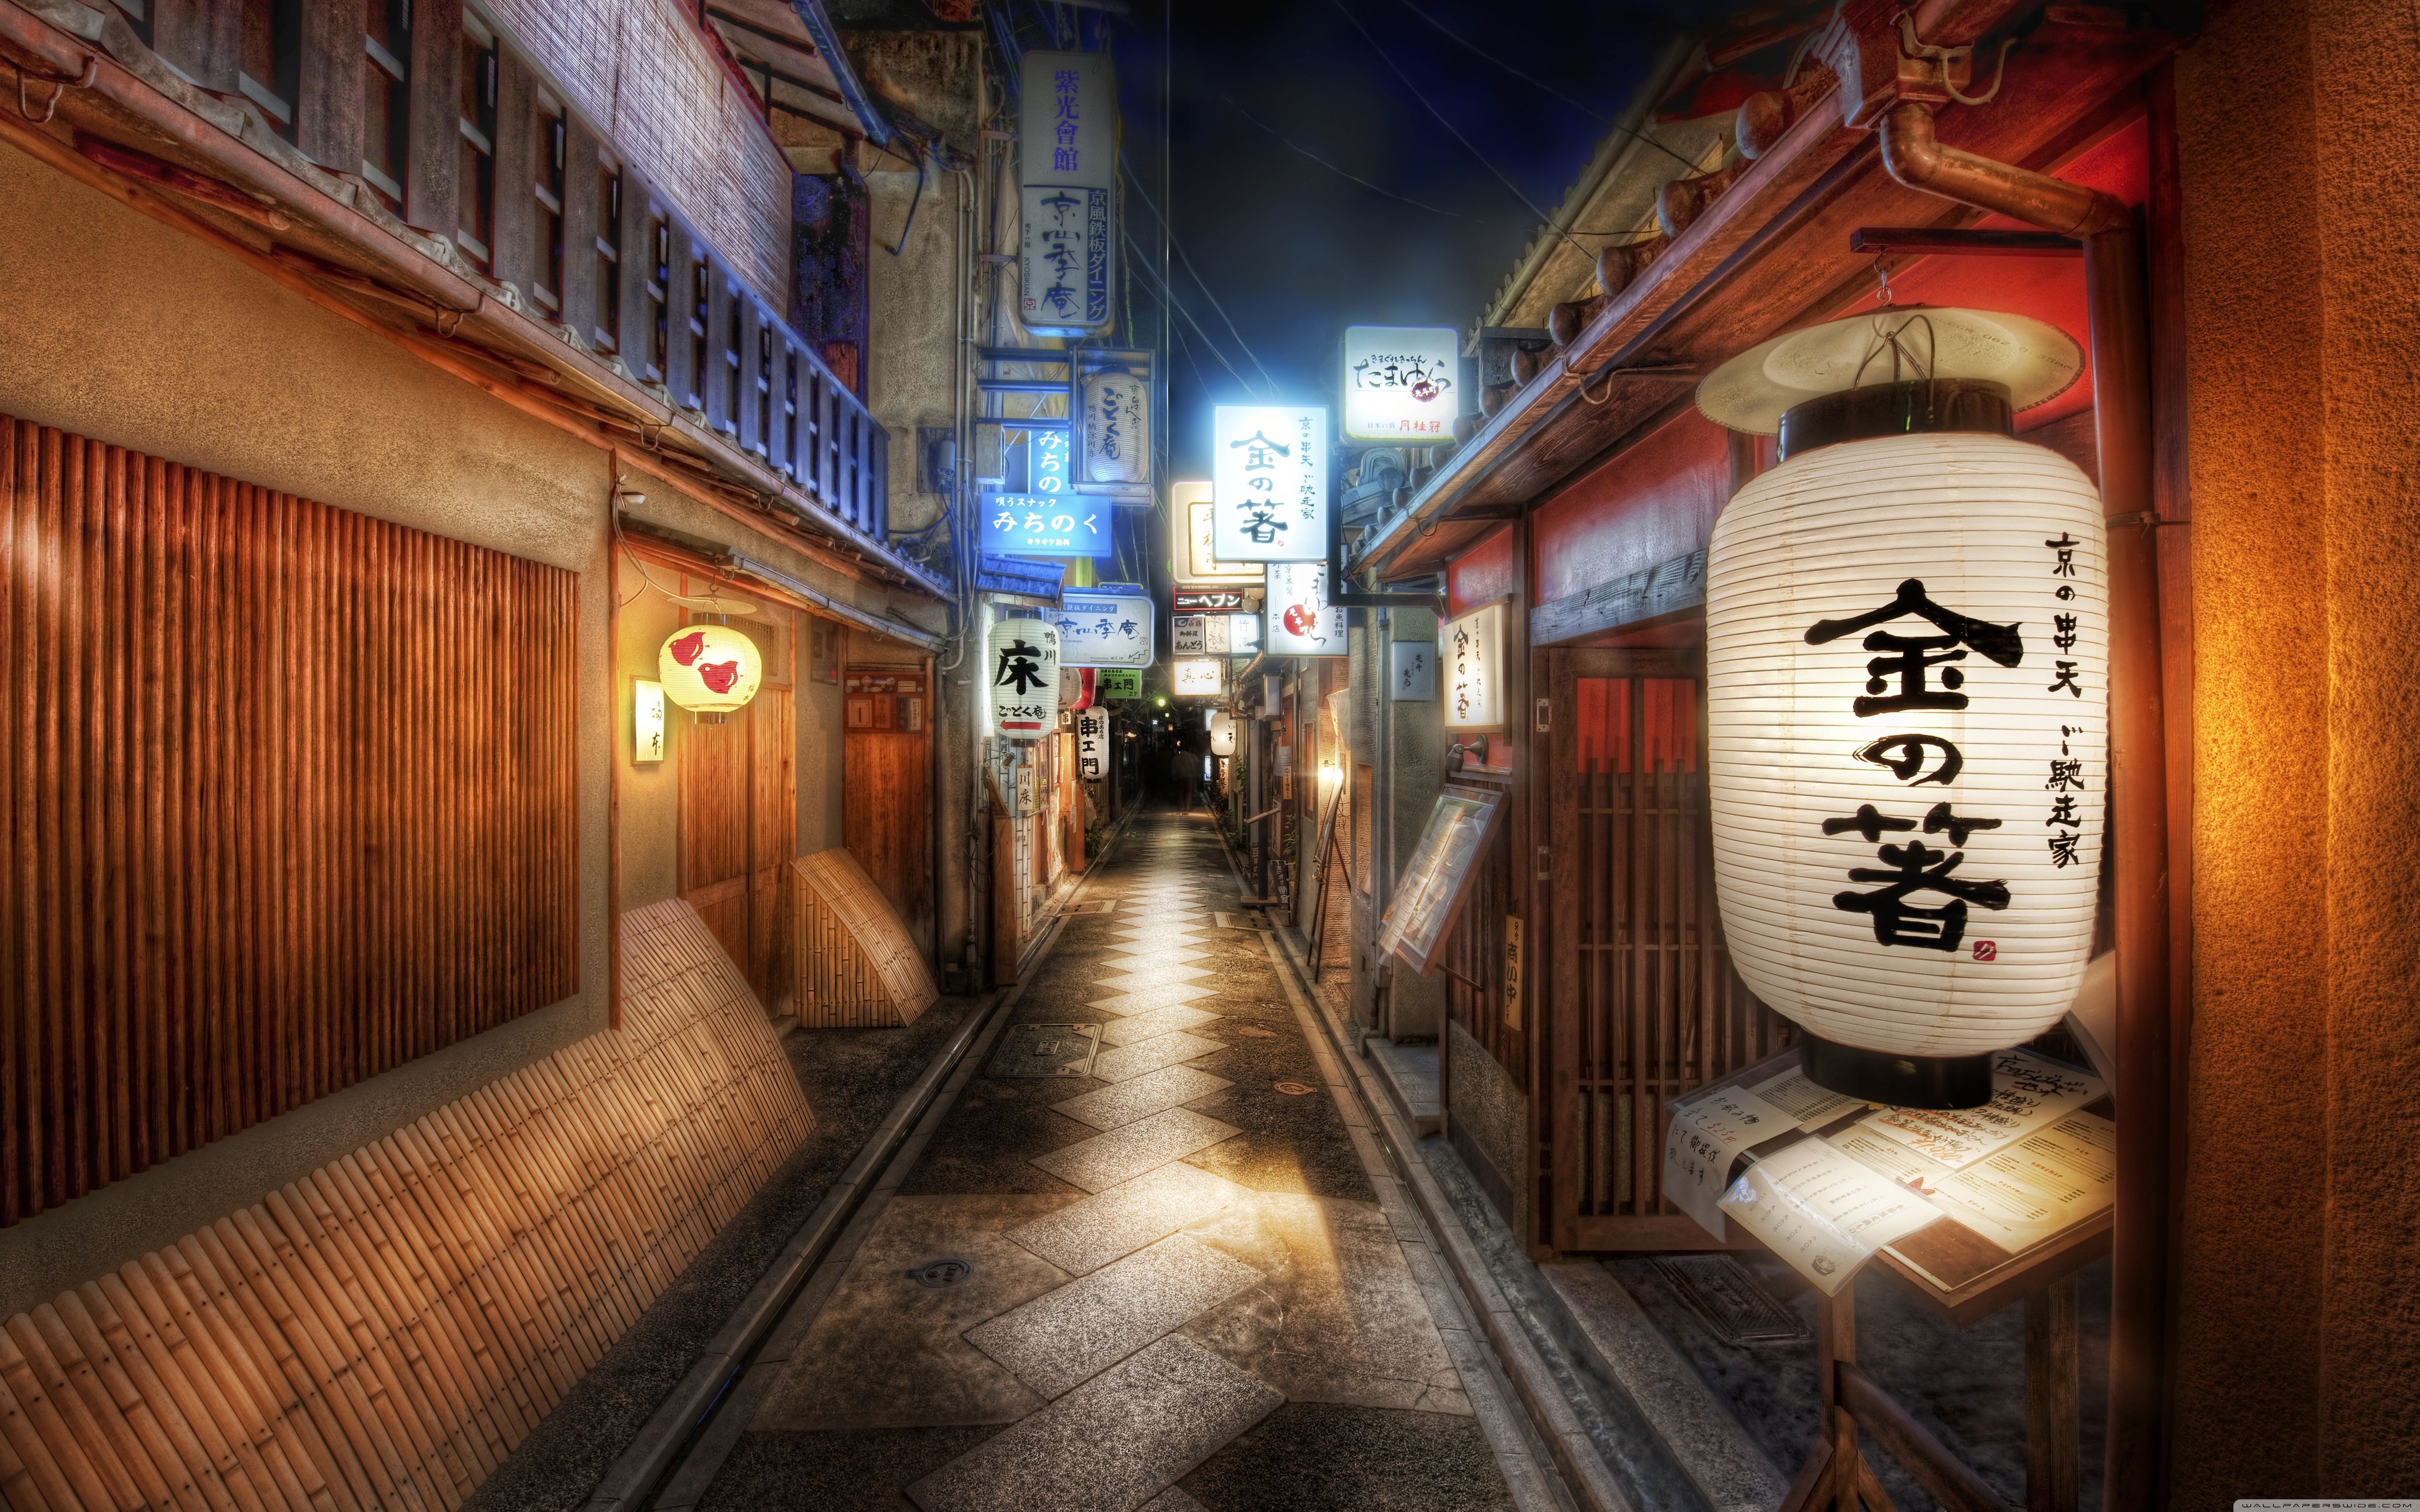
[994,638,1048,695]
[1806,578,2025,717]
[1832,838,2012,951]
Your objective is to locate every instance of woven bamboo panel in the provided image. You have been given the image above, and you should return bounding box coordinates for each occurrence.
[0,899,810,1511]
[790,850,939,1030]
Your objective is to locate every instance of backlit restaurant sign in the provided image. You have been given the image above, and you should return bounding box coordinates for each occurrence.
[1442,601,1504,729]
[1054,587,1154,668]
[1076,708,1110,780]
[1342,326,1459,442]
[1173,658,1224,696]
[1020,51,1113,190]
[1180,490,1267,585]
[986,617,1060,740]
[1264,562,1348,657]
[1080,371,1149,489]
[1171,613,1261,657]
[1020,186,1113,337]
[1174,588,1250,611]
[1213,405,1328,562]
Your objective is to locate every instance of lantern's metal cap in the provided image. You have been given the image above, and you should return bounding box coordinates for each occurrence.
[1697,306,2084,435]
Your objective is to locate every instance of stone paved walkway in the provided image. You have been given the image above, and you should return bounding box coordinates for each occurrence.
[696,809,1533,1511]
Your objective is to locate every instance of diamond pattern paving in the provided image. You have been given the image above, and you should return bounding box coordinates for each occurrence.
[1029,1107,1239,1193]
[1092,1030,1225,1084]
[1008,1162,1251,1275]
[1054,1064,1235,1132]
[965,1235,1266,1399]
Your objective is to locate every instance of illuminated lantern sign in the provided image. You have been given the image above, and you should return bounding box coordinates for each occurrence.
[1080,371,1150,488]
[1176,483,1267,585]
[1208,709,1236,757]
[1076,709,1110,780]
[1698,308,2107,1108]
[1054,586,1154,668]
[1020,51,1114,190]
[982,491,1109,558]
[1442,601,1504,729]
[986,617,1061,740]
[1058,666,1094,711]
[1264,562,1348,656]
[1173,658,1224,696]
[1213,406,1328,562]
[1021,186,1113,337]
[658,623,762,713]
[1342,325,1459,442]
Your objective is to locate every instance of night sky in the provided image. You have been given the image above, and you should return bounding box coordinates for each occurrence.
[1110,0,1710,477]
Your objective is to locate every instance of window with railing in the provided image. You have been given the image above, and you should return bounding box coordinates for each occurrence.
[533,97,566,313]
[596,165,623,352]
[240,0,300,142]
[645,212,670,382]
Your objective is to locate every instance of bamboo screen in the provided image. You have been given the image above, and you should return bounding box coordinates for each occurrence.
[484,0,792,304]
[0,414,580,1227]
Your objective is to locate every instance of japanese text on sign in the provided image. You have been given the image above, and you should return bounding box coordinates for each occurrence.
[1213,406,1327,562]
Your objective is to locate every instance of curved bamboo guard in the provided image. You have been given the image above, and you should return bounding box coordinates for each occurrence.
[0,899,811,1511]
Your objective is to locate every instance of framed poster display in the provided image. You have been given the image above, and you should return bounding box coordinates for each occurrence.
[1374,784,1507,974]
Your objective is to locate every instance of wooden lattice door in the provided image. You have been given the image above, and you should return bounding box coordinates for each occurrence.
[1543,647,1789,1251]
[680,666,795,1011]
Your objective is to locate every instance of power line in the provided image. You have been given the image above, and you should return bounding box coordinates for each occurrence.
[1118,156,1279,394]
[1331,0,1587,258]
[1391,0,1701,173]
[1124,230,1260,397]
[1215,94,1482,222]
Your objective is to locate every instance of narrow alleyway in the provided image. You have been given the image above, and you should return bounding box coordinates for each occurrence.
[675,807,1547,1511]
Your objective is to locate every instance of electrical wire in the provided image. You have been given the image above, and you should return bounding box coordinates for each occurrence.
[1214,93,1481,222]
[1118,156,1278,394]
[1390,0,1701,172]
[1331,0,1588,258]
[1122,230,1259,396]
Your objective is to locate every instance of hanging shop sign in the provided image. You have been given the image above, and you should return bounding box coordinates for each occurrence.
[1095,667,1141,700]
[981,490,1110,558]
[1208,709,1236,757]
[1173,658,1225,696]
[1697,307,2107,1108]
[1020,51,1114,190]
[1021,185,1114,338]
[1263,562,1348,657]
[1057,666,1095,711]
[845,667,928,730]
[1342,325,1460,442]
[1174,588,1250,611]
[1442,601,1505,729]
[1080,371,1150,488]
[1212,405,1328,562]
[1176,484,1267,585]
[1390,639,1435,701]
[1170,612,1262,657]
[1054,585,1154,668]
[1076,708,1111,780]
[633,679,666,763]
[658,623,763,713]
[986,617,1061,740]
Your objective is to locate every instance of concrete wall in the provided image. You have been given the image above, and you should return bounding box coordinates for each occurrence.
[2169,0,2420,1500]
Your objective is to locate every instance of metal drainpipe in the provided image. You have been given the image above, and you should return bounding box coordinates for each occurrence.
[1877,97,2174,1510]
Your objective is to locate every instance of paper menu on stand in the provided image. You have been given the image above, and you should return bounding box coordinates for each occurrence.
[1918,1111,2117,1253]
[1856,1048,2103,1169]
[1716,1137,1940,1296]
[1661,1086,1791,1240]
[1746,1065,1867,1132]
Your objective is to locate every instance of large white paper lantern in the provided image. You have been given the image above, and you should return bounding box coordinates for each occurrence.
[1208,710,1236,757]
[1706,414,2107,1105]
[1700,310,2104,1107]
[658,624,762,713]
[986,618,1060,740]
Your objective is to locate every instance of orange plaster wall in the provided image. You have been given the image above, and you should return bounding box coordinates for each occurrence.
[2170,0,2420,1501]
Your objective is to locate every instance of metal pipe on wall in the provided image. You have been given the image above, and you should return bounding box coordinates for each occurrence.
[1877,96,2175,1510]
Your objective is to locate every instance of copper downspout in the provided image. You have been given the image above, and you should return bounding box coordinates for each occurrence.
[1879,98,2175,1510]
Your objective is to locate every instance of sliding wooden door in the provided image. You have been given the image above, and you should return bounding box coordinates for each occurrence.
[1542,646,1789,1251]
[680,653,794,1009]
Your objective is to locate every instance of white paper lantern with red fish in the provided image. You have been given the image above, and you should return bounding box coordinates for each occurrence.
[658,623,763,713]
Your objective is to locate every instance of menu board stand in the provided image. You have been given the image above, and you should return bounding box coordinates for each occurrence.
[1667,1047,2104,1512]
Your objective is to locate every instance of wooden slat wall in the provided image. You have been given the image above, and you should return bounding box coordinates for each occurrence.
[0,898,810,1512]
[0,414,580,1229]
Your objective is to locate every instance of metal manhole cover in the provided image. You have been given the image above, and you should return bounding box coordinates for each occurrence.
[1651,1255,1810,1345]
[907,1258,974,1289]
[1273,1081,1315,1096]
[991,1022,1103,1078]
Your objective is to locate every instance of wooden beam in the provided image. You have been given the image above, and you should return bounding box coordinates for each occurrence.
[1849,227,2083,257]
[1530,550,1706,647]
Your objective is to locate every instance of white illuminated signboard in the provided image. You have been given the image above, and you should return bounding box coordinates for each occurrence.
[1180,487,1266,585]
[1342,326,1460,442]
[1264,562,1349,657]
[1019,51,1114,191]
[1173,658,1224,696]
[1442,601,1505,729]
[1054,586,1154,668]
[1213,406,1328,563]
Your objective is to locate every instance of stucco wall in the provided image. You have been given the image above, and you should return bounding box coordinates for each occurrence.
[0,140,618,1317]
[2170,0,2420,1500]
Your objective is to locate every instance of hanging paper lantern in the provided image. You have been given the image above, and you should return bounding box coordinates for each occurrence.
[987,617,1060,740]
[658,623,763,713]
[1208,709,1236,757]
[1699,308,2106,1108]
